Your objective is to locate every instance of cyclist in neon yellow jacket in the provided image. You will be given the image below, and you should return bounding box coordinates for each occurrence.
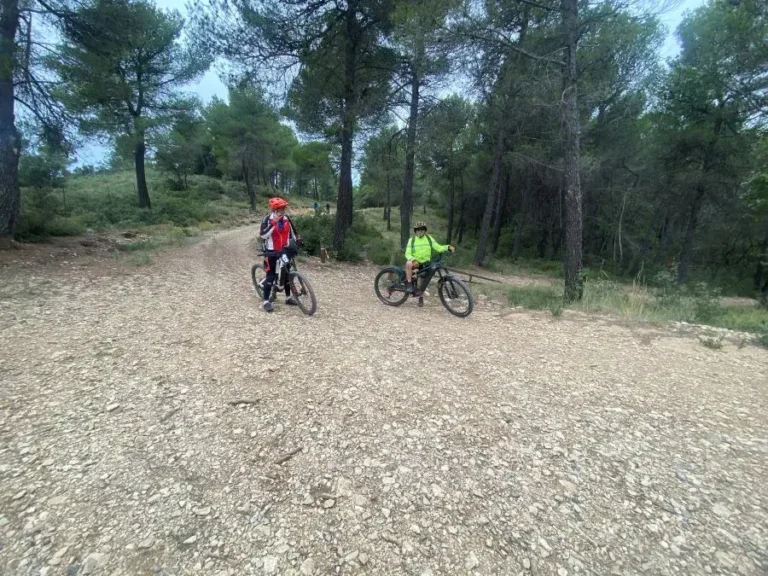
[404,221,454,294]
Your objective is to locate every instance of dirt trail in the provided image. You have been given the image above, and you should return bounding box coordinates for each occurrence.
[1,225,767,576]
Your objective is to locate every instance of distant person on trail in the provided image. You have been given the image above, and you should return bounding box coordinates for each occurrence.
[326,203,331,214]
[404,221,454,295]
[259,197,301,313]
[313,201,319,214]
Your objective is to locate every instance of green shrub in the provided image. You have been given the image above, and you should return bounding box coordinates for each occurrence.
[691,282,724,323]
[336,245,363,262]
[168,227,186,244]
[116,239,158,252]
[507,285,562,310]
[46,216,85,237]
[367,238,398,266]
[291,214,334,256]
[653,269,682,307]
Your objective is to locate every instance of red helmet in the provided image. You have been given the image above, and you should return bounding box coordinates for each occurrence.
[269,197,288,210]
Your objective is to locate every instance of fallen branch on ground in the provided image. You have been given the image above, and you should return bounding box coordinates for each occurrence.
[274,446,304,465]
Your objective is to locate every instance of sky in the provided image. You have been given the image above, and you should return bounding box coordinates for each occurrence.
[73,0,708,166]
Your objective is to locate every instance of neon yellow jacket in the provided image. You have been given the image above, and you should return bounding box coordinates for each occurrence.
[405,234,449,264]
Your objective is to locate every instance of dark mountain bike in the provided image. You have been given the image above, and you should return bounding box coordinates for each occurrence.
[374,253,473,317]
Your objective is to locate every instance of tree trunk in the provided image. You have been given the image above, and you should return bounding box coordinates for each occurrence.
[677,187,704,284]
[243,161,255,211]
[456,170,465,243]
[333,123,354,250]
[629,215,657,279]
[400,69,420,249]
[446,172,455,244]
[332,6,358,251]
[561,0,583,302]
[538,226,548,258]
[492,170,509,254]
[457,199,467,245]
[754,226,768,291]
[134,129,151,209]
[385,172,391,231]
[0,0,21,238]
[474,124,505,266]
[510,182,528,261]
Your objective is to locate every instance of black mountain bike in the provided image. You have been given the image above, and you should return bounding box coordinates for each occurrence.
[251,241,317,316]
[374,253,473,317]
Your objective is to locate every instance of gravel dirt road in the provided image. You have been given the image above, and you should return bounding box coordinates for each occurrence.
[1,226,766,576]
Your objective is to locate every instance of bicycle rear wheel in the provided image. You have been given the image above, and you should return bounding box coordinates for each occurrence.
[374,267,409,307]
[288,271,317,316]
[438,277,473,317]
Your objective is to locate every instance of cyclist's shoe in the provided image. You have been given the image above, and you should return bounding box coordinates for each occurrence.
[285,296,299,306]
[413,289,422,297]
[263,301,274,313]
[405,282,414,294]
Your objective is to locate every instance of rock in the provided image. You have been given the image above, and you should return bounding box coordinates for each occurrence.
[353,494,368,507]
[448,526,458,535]
[337,477,353,497]
[344,551,359,563]
[13,490,26,500]
[323,499,336,509]
[81,552,108,575]
[183,535,197,545]
[466,552,480,570]
[359,553,369,566]
[715,551,734,568]
[49,546,69,566]
[137,536,155,550]
[402,541,415,554]
[382,508,391,518]
[23,517,43,534]
[263,555,279,574]
[106,403,120,412]
[558,568,568,576]
[299,557,315,575]
[193,506,211,516]
[273,423,285,436]
[712,503,731,518]
[410,524,421,534]
[431,484,444,498]
[523,558,531,570]
[48,495,67,506]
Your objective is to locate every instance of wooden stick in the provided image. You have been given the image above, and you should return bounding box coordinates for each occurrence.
[274,446,304,465]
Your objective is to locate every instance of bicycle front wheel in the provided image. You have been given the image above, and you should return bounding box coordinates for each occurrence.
[251,264,266,299]
[288,271,317,316]
[438,277,473,317]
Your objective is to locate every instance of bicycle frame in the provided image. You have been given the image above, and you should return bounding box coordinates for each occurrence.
[409,254,455,293]
[257,250,297,289]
